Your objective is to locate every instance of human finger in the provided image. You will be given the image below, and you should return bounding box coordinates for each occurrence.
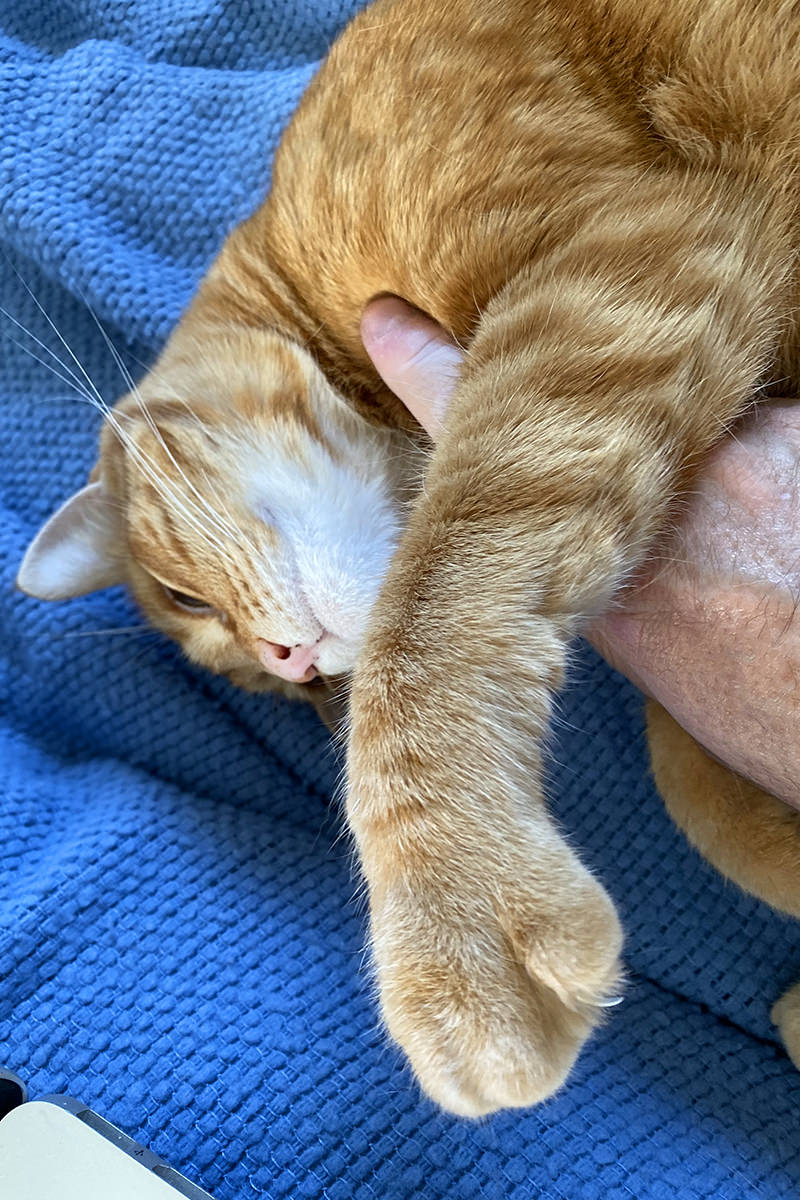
[361,295,462,438]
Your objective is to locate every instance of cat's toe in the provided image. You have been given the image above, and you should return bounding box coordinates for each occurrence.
[408,1008,584,1118]
[509,874,624,1012]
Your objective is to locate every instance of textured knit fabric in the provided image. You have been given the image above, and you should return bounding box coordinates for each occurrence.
[0,3,798,1197]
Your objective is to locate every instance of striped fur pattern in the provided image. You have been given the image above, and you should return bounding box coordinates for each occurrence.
[19,0,800,1113]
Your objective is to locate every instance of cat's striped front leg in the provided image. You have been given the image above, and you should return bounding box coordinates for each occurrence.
[347,174,790,1114]
[345,509,623,1116]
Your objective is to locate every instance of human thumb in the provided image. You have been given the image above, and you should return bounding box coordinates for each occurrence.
[361,295,463,439]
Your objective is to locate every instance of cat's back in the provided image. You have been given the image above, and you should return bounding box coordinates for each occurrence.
[217,0,800,379]
[308,0,800,189]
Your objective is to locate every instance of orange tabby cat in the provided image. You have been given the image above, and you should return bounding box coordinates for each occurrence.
[18,0,800,1114]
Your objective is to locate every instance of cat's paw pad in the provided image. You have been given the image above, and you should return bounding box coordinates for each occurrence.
[373,874,623,1116]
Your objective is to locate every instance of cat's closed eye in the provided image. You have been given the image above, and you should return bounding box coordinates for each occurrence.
[161,583,219,617]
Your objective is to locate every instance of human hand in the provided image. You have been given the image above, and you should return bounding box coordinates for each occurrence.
[362,295,800,808]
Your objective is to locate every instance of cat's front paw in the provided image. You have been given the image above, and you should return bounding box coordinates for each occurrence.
[370,866,623,1117]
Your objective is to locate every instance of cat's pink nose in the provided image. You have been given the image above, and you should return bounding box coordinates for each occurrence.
[257,638,319,683]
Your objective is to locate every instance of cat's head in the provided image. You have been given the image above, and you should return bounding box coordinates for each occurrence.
[17,327,417,692]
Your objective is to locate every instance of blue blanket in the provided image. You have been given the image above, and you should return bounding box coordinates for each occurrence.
[1,4,798,1197]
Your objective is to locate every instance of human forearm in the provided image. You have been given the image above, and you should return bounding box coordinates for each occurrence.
[591,399,800,807]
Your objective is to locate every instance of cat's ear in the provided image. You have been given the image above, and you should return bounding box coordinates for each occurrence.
[17,482,125,600]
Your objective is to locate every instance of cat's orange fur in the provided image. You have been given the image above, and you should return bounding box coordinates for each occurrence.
[18,0,800,1113]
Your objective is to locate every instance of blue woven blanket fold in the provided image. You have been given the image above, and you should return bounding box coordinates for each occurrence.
[1,4,798,1196]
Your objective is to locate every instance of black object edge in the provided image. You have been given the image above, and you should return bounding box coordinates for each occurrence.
[0,1069,27,1120]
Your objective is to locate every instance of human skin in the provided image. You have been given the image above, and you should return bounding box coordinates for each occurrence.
[362,296,800,809]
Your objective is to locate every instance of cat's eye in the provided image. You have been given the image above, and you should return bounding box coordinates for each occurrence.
[161,583,217,616]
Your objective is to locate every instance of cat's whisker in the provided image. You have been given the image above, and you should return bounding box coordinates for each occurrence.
[87,390,240,565]
[3,276,242,569]
[64,377,241,566]
[127,642,167,671]
[0,329,218,562]
[122,357,266,557]
[2,261,112,413]
[126,351,220,437]
[60,625,155,638]
[132,338,325,571]
[1,330,98,404]
[0,309,149,498]
[82,299,259,560]
[0,307,98,401]
[108,418,242,568]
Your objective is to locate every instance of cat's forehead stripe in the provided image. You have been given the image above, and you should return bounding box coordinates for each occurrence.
[234,384,328,449]
[128,504,203,581]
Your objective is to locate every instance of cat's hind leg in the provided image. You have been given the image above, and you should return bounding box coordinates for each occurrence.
[646,699,800,1068]
[646,700,800,919]
[772,983,800,1071]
